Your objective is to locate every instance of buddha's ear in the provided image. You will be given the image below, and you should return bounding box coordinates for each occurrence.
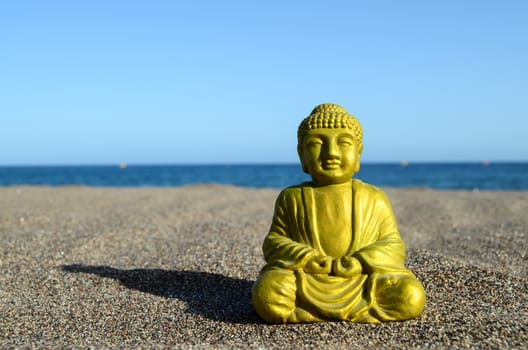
[354,145,363,173]
[297,146,309,173]
[354,160,361,174]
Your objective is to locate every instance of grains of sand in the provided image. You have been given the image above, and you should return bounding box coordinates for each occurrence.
[1,186,527,348]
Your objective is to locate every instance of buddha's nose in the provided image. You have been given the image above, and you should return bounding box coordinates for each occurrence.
[325,141,340,160]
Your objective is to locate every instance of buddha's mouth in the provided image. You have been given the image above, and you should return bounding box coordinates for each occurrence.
[323,162,341,170]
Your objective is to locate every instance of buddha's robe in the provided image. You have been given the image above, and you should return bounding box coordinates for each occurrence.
[252,179,425,323]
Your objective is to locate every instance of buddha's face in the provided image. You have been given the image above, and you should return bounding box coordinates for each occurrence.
[299,128,361,186]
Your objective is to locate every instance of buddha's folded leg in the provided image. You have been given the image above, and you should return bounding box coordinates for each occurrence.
[252,268,297,323]
[369,274,426,321]
[252,268,322,323]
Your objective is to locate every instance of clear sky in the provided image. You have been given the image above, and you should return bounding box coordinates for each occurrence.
[1,1,527,165]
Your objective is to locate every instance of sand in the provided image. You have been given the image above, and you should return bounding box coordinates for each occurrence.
[1,185,527,348]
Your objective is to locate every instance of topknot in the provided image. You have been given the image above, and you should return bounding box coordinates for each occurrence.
[297,103,363,152]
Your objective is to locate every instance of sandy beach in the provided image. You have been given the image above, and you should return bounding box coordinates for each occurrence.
[1,185,527,348]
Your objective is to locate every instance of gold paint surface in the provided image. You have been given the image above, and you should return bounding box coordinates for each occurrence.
[252,104,426,323]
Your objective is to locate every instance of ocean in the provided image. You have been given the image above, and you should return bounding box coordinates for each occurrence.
[0,163,526,190]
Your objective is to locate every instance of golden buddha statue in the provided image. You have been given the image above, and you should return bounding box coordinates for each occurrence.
[252,103,426,323]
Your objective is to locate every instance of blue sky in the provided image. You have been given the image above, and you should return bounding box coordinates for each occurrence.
[1,1,527,165]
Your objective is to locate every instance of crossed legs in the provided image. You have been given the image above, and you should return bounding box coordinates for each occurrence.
[252,268,425,324]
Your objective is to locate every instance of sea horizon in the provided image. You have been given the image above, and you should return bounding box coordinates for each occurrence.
[0,162,526,190]
[1,160,526,167]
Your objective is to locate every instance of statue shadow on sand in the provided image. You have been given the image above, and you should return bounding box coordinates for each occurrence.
[61,264,262,324]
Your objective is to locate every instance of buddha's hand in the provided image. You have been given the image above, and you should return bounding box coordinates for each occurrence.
[332,256,362,277]
[303,254,333,274]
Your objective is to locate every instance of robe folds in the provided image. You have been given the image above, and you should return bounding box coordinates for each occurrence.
[257,179,418,322]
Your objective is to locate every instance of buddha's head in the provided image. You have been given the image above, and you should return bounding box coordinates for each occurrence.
[297,104,363,186]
